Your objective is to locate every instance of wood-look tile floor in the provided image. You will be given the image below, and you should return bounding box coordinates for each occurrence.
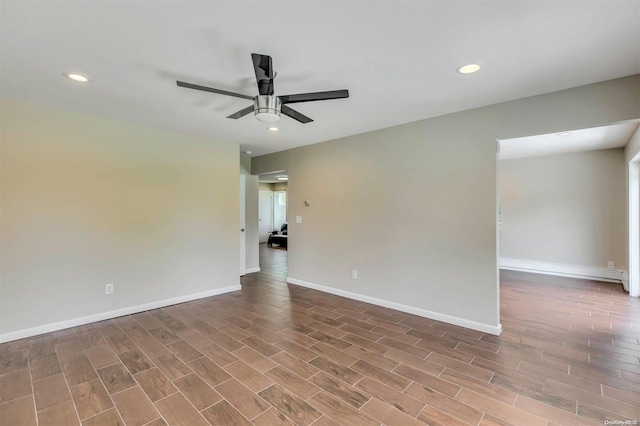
[1,245,639,425]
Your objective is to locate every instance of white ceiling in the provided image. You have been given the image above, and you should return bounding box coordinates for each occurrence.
[499,121,640,160]
[1,1,639,157]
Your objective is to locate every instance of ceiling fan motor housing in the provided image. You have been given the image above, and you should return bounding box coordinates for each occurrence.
[254,95,281,123]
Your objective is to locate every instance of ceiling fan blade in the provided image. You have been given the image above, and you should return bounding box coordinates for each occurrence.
[281,105,313,123]
[251,53,274,96]
[177,81,254,100]
[227,105,255,119]
[279,89,349,104]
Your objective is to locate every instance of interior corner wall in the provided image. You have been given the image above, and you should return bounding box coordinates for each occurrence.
[240,156,259,271]
[499,149,627,270]
[626,123,640,162]
[0,98,240,339]
[252,75,640,333]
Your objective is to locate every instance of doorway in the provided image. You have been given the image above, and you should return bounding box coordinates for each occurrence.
[258,171,289,275]
[259,190,287,241]
[498,123,639,296]
[258,171,288,244]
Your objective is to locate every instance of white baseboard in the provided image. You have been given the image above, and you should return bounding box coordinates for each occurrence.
[0,285,241,344]
[243,267,261,274]
[500,258,627,285]
[620,270,630,292]
[287,277,502,336]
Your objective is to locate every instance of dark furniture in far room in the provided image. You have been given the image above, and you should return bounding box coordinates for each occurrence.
[268,223,288,249]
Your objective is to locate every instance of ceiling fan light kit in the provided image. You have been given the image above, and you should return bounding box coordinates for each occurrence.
[177,53,349,124]
[254,95,281,123]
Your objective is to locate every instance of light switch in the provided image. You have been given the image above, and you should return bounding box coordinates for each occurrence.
[296,216,302,224]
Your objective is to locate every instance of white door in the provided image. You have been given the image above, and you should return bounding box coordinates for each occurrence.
[259,190,273,243]
[240,174,246,276]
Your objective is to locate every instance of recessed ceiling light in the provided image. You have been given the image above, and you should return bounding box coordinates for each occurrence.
[243,150,252,155]
[268,127,279,131]
[277,177,288,181]
[457,64,481,74]
[557,131,572,136]
[64,73,89,82]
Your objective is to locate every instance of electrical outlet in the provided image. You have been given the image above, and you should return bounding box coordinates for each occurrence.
[105,283,114,295]
[607,261,614,269]
[351,269,358,280]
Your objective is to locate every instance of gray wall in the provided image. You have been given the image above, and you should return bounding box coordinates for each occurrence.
[252,75,640,331]
[1,99,240,336]
[499,149,626,269]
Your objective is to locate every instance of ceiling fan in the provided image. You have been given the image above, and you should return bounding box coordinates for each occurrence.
[176,53,349,124]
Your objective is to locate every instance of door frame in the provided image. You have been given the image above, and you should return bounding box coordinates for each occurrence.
[240,174,246,276]
[629,153,640,297]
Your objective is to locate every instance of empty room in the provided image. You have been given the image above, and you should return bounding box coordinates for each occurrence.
[1,1,639,425]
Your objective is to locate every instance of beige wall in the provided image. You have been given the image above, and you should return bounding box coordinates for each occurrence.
[499,149,626,269]
[240,156,259,271]
[253,75,640,331]
[273,182,288,192]
[1,99,240,337]
[259,182,274,191]
[258,182,287,191]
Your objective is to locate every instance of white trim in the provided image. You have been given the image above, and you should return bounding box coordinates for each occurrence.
[287,277,502,336]
[629,153,640,297]
[243,267,261,274]
[0,285,241,343]
[620,270,630,293]
[500,258,627,284]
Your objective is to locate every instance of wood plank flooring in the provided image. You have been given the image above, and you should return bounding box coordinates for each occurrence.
[1,245,639,425]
